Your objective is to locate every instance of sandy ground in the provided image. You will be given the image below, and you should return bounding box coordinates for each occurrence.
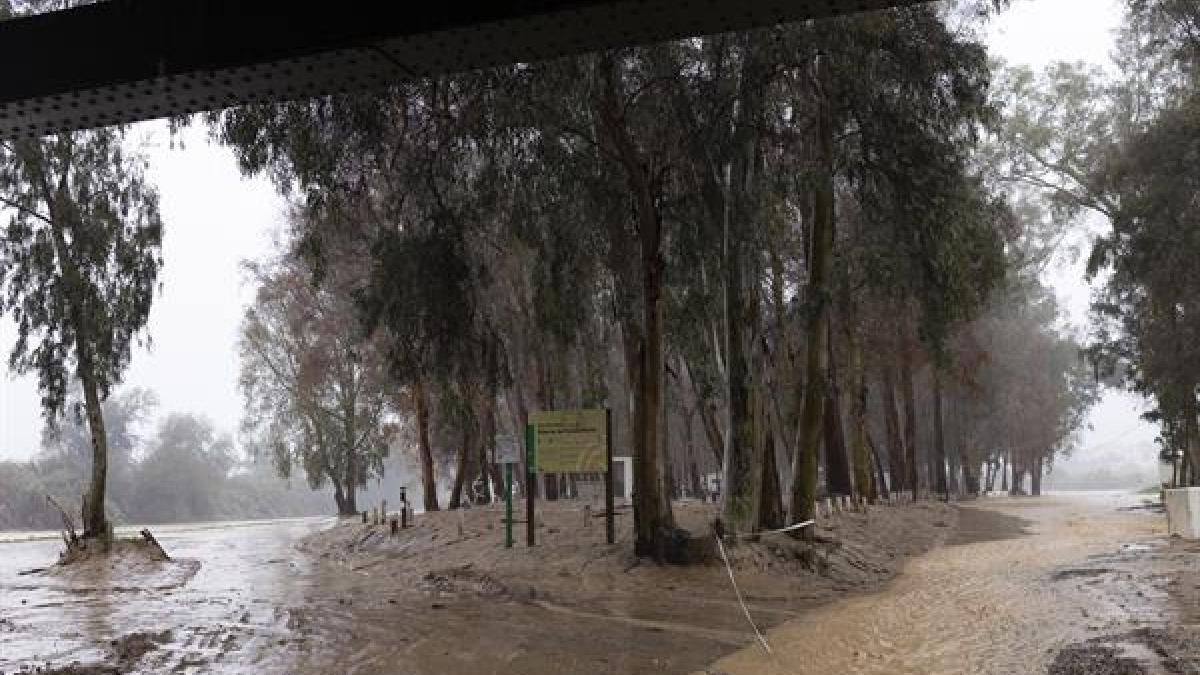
[707,492,1184,675]
[287,499,957,674]
[5,492,1188,674]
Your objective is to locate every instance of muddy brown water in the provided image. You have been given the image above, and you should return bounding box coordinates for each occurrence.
[0,492,1175,674]
[709,491,1169,675]
[0,517,334,672]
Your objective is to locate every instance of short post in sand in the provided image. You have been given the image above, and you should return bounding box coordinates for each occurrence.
[399,487,409,529]
[605,408,614,545]
[493,435,520,549]
[505,462,514,548]
[526,423,537,547]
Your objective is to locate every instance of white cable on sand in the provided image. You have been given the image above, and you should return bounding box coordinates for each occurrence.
[728,519,815,540]
[715,533,772,654]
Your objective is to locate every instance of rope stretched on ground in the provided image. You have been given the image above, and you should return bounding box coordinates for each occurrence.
[713,519,816,653]
[714,533,772,653]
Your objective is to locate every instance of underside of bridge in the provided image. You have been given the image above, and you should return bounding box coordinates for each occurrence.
[0,0,925,138]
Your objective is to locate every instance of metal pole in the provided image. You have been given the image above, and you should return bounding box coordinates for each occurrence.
[526,423,536,547]
[605,408,615,545]
[505,462,513,548]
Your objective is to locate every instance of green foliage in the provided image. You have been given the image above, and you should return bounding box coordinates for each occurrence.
[0,131,163,421]
[239,233,394,512]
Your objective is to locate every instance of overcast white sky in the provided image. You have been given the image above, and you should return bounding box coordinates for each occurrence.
[0,0,1160,472]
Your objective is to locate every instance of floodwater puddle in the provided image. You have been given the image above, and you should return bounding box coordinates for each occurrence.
[710,492,1174,675]
[0,517,333,673]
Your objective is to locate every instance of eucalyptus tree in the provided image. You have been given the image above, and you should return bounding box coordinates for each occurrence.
[0,130,163,539]
[211,72,512,512]
[990,0,1200,483]
[489,49,691,557]
[38,387,159,522]
[777,6,1005,515]
[239,235,394,515]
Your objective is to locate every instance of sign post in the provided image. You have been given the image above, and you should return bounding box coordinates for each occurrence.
[525,423,536,547]
[495,436,519,549]
[605,408,614,545]
[504,462,513,548]
[529,408,613,545]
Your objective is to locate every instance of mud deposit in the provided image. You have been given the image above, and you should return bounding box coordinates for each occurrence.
[1046,533,1200,675]
[1,502,951,674]
[709,492,1170,675]
[0,517,331,673]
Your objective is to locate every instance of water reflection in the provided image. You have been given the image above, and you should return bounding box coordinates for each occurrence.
[0,517,332,672]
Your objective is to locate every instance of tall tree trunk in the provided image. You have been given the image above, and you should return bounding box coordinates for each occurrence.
[332,481,348,515]
[635,202,676,557]
[1000,453,1009,492]
[932,369,948,499]
[48,203,109,540]
[1031,453,1044,496]
[1184,399,1200,487]
[719,36,768,537]
[848,329,872,502]
[963,460,979,496]
[482,394,503,502]
[449,423,472,509]
[698,399,725,466]
[759,426,785,530]
[343,413,359,516]
[1010,454,1022,495]
[721,195,765,535]
[341,477,358,515]
[880,364,905,496]
[867,431,888,498]
[77,346,110,539]
[414,380,440,511]
[595,53,676,559]
[789,53,833,529]
[844,326,873,499]
[823,327,853,497]
[900,347,919,498]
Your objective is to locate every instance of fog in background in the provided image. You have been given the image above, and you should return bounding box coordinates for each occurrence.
[0,0,1160,505]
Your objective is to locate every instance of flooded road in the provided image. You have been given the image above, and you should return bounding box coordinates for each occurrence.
[710,492,1169,675]
[1,493,1179,674]
[0,517,333,672]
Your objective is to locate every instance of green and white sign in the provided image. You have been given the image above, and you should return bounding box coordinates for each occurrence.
[530,408,608,473]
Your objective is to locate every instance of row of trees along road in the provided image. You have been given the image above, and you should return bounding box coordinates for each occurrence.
[212,1,1096,560]
[988,0,1200,485]
[0,1,1100,554]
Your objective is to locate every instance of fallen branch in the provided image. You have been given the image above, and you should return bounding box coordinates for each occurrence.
[45,494,79,548]
[139,528,170,561]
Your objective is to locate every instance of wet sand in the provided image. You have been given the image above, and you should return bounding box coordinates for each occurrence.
[3,492,1185,674]
[1,501,953,674]
[707,492,1175,675]
[286,500,956,674]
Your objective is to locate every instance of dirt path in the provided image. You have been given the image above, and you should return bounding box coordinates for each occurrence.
[284,501,957,675]
[706,492,1168,675]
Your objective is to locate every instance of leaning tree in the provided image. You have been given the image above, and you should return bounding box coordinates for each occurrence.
[0,130,163,539]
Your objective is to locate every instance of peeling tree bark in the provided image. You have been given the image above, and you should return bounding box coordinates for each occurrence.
[414,379,440,512]
[932,369,948,499]
[789,53,834,531]
[881,363,906,495]
[824,328,853,498]
[848,328,873,502]
[900,347,919,498]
